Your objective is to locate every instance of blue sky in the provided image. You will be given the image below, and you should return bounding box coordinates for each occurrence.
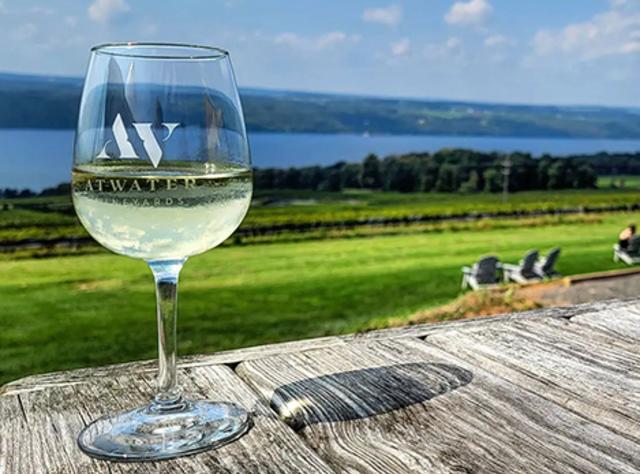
[0,0,639,106]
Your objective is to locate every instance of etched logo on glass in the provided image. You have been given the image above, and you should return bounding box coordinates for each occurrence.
[97,113,180,168]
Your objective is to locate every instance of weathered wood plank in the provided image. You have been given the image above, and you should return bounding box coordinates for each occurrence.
[352,298,592,340]
[2,299,615,397]
[426,313,640,442]
[571,303,640,342]
[0,364,335,474]
[511,314,640,356]
[0,336,350,396]
[236,337,640,473]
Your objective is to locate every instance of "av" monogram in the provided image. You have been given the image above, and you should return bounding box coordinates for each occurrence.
[97,114,180,168]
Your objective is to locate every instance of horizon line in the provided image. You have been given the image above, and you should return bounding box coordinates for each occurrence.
[1,70,638,112]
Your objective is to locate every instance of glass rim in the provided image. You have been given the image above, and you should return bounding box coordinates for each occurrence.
[91,42,230,60]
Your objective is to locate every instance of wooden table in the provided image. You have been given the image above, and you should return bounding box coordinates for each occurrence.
[2,299,639,473]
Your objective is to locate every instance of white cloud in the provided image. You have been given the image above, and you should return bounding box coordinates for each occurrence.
[424,36,463,59]
[274,32,301,47]
[445,0,492,26]
[531,6,640,59]
[362,5,402,27]
[88,0,130,23]
[316,31,348,49]
[274,31,359,51]
[484,34,512,48]
[390,38,411,56]
[484,35,514,63]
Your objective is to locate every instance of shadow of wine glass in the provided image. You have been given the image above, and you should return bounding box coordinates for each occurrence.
[269,362,473,431]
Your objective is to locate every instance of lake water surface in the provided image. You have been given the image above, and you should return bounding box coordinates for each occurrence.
[2,129,640,191]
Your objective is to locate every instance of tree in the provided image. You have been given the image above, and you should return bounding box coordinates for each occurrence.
[18,189,35,198]
[536,156,552,189]
[253,168,276,189]
[319,169,343,191]
[2,188,18,198]
[507,153,537,191]
[250,148,609,193]
[459,170,480,193]
[434,164,459,192]
[361,154,382,189]
[413,155,437,192]
[341,163,362,188]
[39,183,71,197]
[547,160,569,189]
[299,166,325,190]
[483,168,501,192]
[386,159,420,192]
[572,163,597,189]
[283,167,302,189]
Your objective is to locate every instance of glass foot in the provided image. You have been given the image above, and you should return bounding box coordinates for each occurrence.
[77,399,251,461]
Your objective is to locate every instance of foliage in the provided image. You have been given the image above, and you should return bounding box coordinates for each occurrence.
[254,149,598,193]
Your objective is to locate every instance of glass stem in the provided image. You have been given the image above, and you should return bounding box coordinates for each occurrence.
[148,258,186,411]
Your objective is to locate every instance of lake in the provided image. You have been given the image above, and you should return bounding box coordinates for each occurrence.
[2,129,640,191]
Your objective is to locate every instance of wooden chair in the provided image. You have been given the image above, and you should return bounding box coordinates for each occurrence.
[535,248,561,279]
[503,250,542,284]
[461,256,502,290]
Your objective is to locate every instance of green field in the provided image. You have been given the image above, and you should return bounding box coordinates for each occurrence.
[0,209,636,385]
[3,187,640,245]
[596,175,640,189]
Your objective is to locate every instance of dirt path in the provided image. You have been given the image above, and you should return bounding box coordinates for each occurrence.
[518,268,640,306]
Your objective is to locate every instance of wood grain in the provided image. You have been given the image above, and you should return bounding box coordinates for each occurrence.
[3,299,640,473]
[237,337,640,473]
[427,311,640,442]
[0,335,350,397]
[571,302,640,342]
[0,364,335,474]
[2,298,613,397]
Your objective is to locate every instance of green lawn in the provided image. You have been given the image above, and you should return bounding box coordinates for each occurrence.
[0,211,636,385]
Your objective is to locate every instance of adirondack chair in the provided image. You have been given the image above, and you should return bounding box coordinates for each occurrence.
[535,248,561,279]
[503,250,542,284]
[461,256,502,290]
[613,236,640,265]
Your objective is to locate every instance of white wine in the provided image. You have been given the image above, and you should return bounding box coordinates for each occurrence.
[72,167,252,260]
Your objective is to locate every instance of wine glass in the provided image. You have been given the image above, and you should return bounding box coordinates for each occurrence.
[72,43,252,461]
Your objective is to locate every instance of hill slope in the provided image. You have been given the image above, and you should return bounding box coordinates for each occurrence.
[2,72,640,138]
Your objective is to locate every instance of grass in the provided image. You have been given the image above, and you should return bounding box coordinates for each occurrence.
[248,188,640,226]
[596,175,640,189]
[1,210,637,385]
[3,187,640,245]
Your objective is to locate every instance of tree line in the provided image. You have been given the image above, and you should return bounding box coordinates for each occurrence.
[570,152,640,176]
[7,150,640,199]
[255,149,600,193]
[0,183,70,199]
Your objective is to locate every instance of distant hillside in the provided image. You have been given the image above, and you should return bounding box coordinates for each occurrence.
[2,72,640,138]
